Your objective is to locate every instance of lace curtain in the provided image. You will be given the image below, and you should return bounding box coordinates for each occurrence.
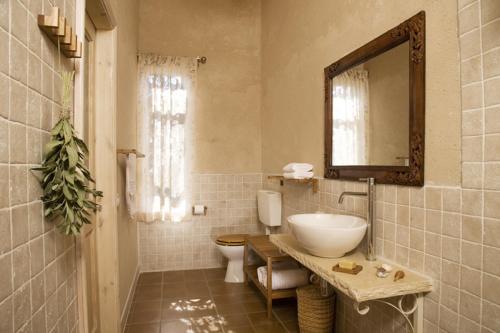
[136,54,197,223]
[331,68,370,165]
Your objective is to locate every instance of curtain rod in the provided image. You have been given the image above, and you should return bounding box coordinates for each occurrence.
[136,54,207,65]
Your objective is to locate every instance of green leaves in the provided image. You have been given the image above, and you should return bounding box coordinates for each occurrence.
[32,117,103,236]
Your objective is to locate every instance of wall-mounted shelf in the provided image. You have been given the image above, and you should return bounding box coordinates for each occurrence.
[38,7,82,58]
[117,149,145,158]
[267,175,319,193]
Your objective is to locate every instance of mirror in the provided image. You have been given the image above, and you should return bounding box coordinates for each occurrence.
[325,12,425,186]
[331,42,409,166]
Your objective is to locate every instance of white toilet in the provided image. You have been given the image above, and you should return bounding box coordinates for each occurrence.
[215,190,282,283]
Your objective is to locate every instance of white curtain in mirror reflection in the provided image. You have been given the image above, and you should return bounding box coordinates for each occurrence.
[137,55,197,223]
[332,68,369,165]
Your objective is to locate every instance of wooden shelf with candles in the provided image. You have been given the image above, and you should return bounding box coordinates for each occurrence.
[267,175,319,193]
[38,7,81,58]
[117,149,145,158]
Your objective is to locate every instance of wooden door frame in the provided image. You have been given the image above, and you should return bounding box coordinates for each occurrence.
[75,0,120,332]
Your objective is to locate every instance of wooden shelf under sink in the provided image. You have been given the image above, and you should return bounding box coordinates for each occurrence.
[267,175,319,193]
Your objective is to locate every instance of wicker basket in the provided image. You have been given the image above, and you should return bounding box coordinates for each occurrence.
[296,285,336,333]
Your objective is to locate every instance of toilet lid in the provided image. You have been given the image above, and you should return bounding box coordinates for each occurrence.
[216,234,248,246]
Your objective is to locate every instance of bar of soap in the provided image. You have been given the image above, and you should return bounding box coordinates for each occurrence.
[339,260,356,270]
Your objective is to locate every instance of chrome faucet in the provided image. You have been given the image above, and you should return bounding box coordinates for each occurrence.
[338,177,376,261]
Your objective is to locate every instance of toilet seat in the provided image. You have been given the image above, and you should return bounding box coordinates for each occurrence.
[216,234,248,246]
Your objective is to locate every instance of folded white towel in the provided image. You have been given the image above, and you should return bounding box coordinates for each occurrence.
[283,171,314,179]
[283,163,313,173]
[257,263,309,290]
[125,154,136,218]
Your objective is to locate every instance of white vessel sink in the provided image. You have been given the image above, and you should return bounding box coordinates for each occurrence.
[287,214,367,258]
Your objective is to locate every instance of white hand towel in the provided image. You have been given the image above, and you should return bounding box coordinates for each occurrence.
[257,265,309,290]
[283,171,314,179]
[283,163,313,173]
[125,154,136,218]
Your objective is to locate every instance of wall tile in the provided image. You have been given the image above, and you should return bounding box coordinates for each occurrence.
[484,163,500,190]
[425,210,442,233]
[0,117,8,163]
[459,316,480,333]
[442,212,461,238]
[460,291,481,322]
[462,110,483,136]
[9,122,27,163]
[10,166,27,206]
[410,187,425,208]
[459,2,480,34]
[0,253,13,302]
[461,162,482,189]
[10,79,27,124]
[441,282,460,312]
[459,29,481,59]
[442,236,460,262]
[12,205,29,248]
[27,90,41,128]
[483,246,500,276]
[0,296,13,333]
[483,48,500,79]
[484,218,500,247]
[461,266,482,296]
[0,30,8,76]
[485,106,500,134]
[482,19,500,52]
[461,215,482,242]
[28,53,41,92]
[442,259,460,287]
[483,273,500,305]
[461,241,482,270]
[462,136,482,162]
[425,232,441,256]
[484,191,500,218]
[11,0,27,46]
[13,244,30,290]
[425,188,442,210]
[13,283,31,331]
[461,189,482,216]
[481,0,500,24]
[410,207,425,230]
[439,305,459,332]
[482,300,500,332]
[443,188,461,212]
[0,0,9,31]
[460,83,483,110]
[484,77,500,107]
[485,134,500,161]
[10,38,27,85]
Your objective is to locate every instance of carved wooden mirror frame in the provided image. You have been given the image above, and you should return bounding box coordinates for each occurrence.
[324,11,425,186]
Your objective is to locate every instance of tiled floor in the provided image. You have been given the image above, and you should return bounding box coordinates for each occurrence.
[125,268,299,333]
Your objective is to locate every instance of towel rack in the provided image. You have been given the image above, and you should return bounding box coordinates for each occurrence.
[267,175,319,193]
[117,149,145,158]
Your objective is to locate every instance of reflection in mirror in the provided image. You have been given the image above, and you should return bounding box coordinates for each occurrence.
[331,42,409,166]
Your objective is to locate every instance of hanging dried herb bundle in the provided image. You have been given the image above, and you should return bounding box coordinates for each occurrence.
[32,71,103,235]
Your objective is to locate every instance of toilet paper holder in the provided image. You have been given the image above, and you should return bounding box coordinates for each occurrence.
[192,205,207,216]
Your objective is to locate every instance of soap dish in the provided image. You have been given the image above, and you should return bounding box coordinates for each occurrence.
[332,264,363,275]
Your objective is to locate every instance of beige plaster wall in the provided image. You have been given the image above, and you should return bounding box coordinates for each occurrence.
[138,0,262,173]
[115,0,139,315]
[261,0,461,186]
[365,42,409,165]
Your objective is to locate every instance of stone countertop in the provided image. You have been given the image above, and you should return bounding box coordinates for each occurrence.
[269,234,433,303]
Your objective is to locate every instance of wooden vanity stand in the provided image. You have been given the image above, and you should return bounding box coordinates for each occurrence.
[243,235,297,318]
